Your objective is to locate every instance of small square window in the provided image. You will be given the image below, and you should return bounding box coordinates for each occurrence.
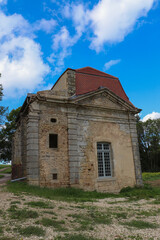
[51,118,57,123]
[49,134,58,148]
[52,173,57,180]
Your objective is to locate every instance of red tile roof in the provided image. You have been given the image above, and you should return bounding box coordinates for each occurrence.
[75,67,133,105]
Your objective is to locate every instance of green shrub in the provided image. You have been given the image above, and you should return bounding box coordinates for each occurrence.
[18,226,45,237]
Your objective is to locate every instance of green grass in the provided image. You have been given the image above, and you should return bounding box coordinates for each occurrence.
[26,201,52,208]
[119,184,160,200]
[0,167,11,174]
[69,209,112,231]
[137,209,160,217]
[7,182,117,202]
[43,210,57,216]
[113,212,127,219]
[55,234,100,240]
[18,226,45,237]
[0,165,10,169]
[142,172,160,181]
[8,205,39,220]
[0,226,3,234]
[122,220,159,229]
[7,181,160,202]
[0,175,4,179]
[0,238,16,240]
[10,201,21,205]
[38,218,66,231]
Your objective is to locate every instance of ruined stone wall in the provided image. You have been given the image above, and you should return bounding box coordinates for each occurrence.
[12,116,27,179]
[38,102,69,188]
[51,69,76,97]
[67,105,140,192]
[12,124,21,166]
[21,117,27,177]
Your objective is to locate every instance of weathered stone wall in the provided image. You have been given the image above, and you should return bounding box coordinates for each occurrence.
[21,117,27,177]
[38,102,69,188]
[12,124,21,166]
[13,85,142,192]
[51,71,68,97]
[12,116,27,179]
[51,69,76,97]
[67,99,141,192]
[128,113,143,186]
[26,105,40,185]
[67,70,76,96]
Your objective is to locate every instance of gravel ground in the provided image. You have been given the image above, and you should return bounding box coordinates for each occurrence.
[0,187,160,240]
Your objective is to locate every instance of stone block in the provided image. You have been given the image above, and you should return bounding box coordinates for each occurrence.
[68,118,77,124]
[68,145,78,151]
[27,122,39,127]
[68,123,77,129]
[68,135,78,141]
[27,162,39,168]
[69,156,78,162]
[27,144,39,150]
[68,150,78,156]
[27,139,39,145]
[27,149,39,156]
[69,162,80,167]
[27,156,39,162]
[27,126,38,133]
[27,133,39,139]
[68,129,77,135]
[27,168,39,176]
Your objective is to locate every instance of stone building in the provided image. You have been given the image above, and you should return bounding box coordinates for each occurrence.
[12,67,143,192]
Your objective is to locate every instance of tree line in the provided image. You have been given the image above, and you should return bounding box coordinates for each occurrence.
[137,116,160,172]
[0,85,160,172]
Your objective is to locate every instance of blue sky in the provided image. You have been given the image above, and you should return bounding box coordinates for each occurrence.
[0,0,160,120]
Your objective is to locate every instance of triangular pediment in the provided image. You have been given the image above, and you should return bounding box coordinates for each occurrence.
[71,88,137,111]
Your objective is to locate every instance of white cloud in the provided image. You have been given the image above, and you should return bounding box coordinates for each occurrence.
[49,26,80,75]
[71,4,89,37]
[0,12,50,97]
[34,18,57,34]
[66,0,156,52]
[46,0,157,75]
[0,12,32,39]
[0,0,7,5]
[89,0,156,51]
[142,112,160,122]
[104,59,121,70]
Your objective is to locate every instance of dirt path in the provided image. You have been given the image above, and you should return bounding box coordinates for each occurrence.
[0,166,10,172]
[0,173,11,185]
[0,167,11,185]
[146,179,160,187]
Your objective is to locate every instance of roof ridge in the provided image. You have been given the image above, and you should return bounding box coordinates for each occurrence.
[75,66,118,79]
[76,71,118,80]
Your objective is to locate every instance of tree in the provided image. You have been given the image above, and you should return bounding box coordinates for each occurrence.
[0,84,8,126]
[0,107,21,161]
[137,117,160,172]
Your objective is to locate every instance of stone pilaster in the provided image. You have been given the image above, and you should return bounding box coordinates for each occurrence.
[21,117,27,177]
[67,112,79,185]
[67,70,76,97]
[128,114,143,186]
[26,113,39,185]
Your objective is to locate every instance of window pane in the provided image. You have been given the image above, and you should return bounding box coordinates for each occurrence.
[97,152,104,177]
[104,152,111,176]
[97,142,112,177]
[97,143,102,150]
[103,143,109,150]
[49,134,58,148]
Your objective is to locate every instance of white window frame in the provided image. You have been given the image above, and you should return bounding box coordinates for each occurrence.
[97,142,112,178]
